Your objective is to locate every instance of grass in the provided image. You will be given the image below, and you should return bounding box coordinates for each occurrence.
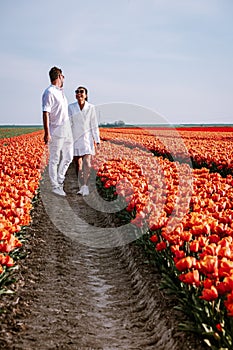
[0,126,42,139]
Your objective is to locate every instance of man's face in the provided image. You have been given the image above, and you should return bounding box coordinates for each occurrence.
[59,73,65,88]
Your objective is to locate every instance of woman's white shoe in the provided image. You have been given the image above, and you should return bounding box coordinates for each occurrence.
[82,185,89,196]
[77,185,85,195]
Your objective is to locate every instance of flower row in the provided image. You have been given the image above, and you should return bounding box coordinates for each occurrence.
[0,131,46,273]
[100,127,233,175]
[93,140,233,319]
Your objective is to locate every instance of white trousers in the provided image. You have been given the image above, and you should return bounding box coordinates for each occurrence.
[48,135,73,189]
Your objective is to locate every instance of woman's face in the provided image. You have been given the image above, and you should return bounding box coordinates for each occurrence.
[75,88,87,104]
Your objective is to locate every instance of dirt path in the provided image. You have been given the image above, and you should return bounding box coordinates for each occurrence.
[0,164,205,350]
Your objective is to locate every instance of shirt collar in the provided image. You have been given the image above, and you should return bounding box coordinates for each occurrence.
[77,101,89,111]
[51,84,63,91]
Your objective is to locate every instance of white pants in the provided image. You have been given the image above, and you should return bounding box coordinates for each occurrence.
[48,135,73,188]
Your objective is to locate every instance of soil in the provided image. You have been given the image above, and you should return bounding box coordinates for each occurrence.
[0,163,206,350]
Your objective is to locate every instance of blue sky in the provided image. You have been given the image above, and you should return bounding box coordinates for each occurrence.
[0,0,233,125]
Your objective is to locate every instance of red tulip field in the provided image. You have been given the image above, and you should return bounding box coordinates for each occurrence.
[1,125,233,349]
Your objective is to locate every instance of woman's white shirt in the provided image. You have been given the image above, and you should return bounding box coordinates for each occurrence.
[68,101,100,156]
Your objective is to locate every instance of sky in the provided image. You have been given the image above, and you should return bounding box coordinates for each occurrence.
[0,0,233,125]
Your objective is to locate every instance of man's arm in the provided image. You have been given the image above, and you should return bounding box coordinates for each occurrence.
[43,111,51,144]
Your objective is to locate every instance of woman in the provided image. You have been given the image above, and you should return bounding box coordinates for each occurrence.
[68,86,100,196]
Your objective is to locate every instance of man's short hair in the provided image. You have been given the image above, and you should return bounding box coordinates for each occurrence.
[49,66,62,82]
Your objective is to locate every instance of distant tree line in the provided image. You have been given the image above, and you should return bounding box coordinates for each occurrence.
[99,120,125,127]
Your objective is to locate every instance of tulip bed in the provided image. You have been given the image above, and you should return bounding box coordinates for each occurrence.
[101,127,233,176]
[94,127,233,349]
[1,126,233,348]
[0,128,46,293]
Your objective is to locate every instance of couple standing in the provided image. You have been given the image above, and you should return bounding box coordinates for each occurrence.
[42,66,100,197]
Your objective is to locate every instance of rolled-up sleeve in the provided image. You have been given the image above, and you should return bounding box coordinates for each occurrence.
[42,90,53,113]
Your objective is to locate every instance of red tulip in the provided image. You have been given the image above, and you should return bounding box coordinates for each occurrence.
[200,285,218,301]
[175,256,196,271]
[149,234,158,243]
[179,270,200,286]
[156,241,167,251]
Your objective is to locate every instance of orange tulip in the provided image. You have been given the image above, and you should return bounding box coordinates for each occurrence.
[189,240,199,253]
[199,255,218,276]
[175,256,196,272]
[200,285,218,301]
[179,270,200,286]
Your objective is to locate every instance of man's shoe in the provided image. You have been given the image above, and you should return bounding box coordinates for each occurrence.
[59,184,66,196]
[82,185,89,196]
[52,186,66,196]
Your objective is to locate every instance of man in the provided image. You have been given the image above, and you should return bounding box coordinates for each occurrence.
[42,66,73,196]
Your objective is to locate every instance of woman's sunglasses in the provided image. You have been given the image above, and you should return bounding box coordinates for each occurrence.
[75,89,85,94]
